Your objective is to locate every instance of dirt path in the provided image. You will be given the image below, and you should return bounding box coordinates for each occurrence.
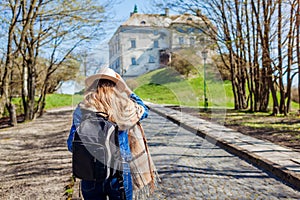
[0,108,75,200]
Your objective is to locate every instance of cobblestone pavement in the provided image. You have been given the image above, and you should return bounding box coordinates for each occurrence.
[145,111,300,200]
[1,108,300,200]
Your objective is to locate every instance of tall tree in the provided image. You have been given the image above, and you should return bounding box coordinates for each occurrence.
[0,0,114,122]
[285,0,297,113]
[297,0,300,113]
[277,0,285,114]
[152,0,299,114]
[0,0,21,125]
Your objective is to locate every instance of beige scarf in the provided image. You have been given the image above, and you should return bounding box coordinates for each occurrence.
[115,100,159,199]
[128,123,159,199]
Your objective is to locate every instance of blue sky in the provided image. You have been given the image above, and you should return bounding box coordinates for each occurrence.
[104,1,169,40]
[113,1,151,20]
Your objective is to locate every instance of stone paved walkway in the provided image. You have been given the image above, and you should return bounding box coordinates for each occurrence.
[146,103,300,192]
[145,111,300,199]
[0,106,299,199]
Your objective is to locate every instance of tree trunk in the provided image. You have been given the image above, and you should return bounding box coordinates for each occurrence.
[245,0,254,112]
[234,0,248,110]
[229,53,239,110]
[259,68,269,111]
[0,0,21,124]
[264,0,278,115]
[252,0,274,112]
[278,0,286,114]
[37,77,49,117]
[6,102,17,126]
[22,62,29,120]
[286,1,296,114]
[251,0,263,111]
[297,0,300,114]
[27,60,37,120]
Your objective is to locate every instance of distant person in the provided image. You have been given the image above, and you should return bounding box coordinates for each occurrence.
[67,68,158,200]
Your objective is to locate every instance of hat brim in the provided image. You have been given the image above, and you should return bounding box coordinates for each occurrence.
[85,74,119,89]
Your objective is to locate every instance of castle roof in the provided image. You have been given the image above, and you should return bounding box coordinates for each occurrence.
[121,13,205,28]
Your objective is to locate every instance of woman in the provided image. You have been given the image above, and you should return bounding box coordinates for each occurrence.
[67,68,158,200]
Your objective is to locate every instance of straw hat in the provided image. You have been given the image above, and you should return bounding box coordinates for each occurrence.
[85,68,121,89]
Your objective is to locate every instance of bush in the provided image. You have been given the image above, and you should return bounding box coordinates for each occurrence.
[168,53,194,78]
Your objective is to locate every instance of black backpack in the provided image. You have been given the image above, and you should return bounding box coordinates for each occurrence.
[72,109,123,182]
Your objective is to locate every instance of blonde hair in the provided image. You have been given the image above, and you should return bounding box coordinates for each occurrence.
[83,79,140,130]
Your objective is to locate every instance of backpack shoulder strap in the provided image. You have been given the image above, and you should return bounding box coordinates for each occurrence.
[79,108,108,119]
[95,112,109,120]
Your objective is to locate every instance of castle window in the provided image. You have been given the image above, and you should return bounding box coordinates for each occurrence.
[149,55,155,63]
[187,28,194,33]
[131,39,136,48]
[179,37,184,45]
[116,58,120,69]
[190,37,195,46]
[131,57,137,65]
[154,40,159,48]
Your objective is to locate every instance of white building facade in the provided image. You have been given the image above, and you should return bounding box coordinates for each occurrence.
[108,8,212,78]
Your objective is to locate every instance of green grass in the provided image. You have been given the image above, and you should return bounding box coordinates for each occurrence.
[242,122,298,130]
[132,68,231,108]
[134,83,179,105]
[44,93,83,110]
[3,94,83,117]
[132,68,299,112]
[291,101,299,111]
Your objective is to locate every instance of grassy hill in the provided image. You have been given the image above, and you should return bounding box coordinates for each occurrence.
[129,68,300,112]
[128,68,234,108]
[44,93,82,110]
[44,68,233,110]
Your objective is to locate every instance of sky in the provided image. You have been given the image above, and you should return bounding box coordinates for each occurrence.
[113,1,151,20]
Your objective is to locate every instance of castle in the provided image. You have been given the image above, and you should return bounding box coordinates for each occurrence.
[108,6,212,78]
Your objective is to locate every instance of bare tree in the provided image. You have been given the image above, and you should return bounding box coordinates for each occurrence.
[0,0,116,122]
[277,0,285,114]
[297,0,300,113]
[152,0,299,114]
[0,0,21,125]
[285,0,297,113]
